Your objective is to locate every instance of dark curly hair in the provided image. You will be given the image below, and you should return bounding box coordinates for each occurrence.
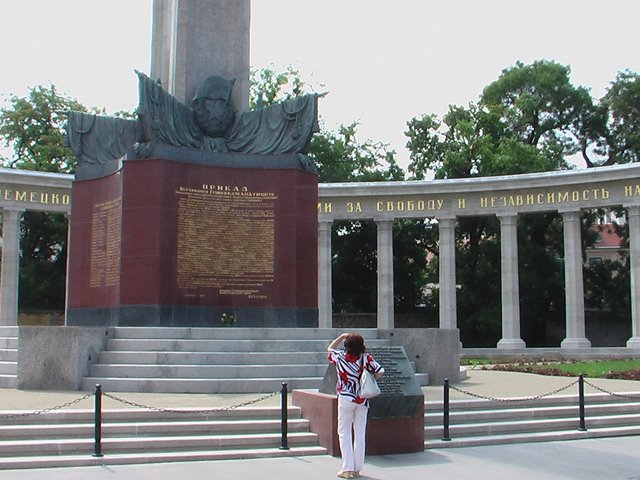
[344,333,366,355]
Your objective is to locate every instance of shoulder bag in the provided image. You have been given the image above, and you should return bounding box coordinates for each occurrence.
[359,355,381,399]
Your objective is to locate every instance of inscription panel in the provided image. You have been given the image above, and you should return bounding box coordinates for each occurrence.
[175,186,276,299]
[89,197,122,288]
[367,346,414,396]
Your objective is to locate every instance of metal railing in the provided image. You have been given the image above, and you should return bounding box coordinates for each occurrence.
[1,382,290,458]
[440,374,640,441]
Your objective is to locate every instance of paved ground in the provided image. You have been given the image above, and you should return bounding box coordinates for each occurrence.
[0,436,639,480]
[1,369,640,479]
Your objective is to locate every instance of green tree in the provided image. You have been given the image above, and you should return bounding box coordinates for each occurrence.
[0,85,88,312]
[249,65,305,110]
[0,84,86,173]
[584,70,640,166]
[480,60,593,167]
[405,60,610,346]
[307,123,427,314]
[251,66,428,316]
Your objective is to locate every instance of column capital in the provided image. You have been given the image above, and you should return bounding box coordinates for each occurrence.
[626,205,640,218]
[318,219,333,232]
[436,216,456,228]
[374,219,394,230]
[1,208,24,219]
[497,213,518,224]
[560,209,582,220]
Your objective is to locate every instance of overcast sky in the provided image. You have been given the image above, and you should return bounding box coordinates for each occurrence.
[1,0,639,171]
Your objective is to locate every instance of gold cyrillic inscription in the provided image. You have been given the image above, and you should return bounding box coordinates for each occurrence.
[176,186,276,297]
[89,197,122,288]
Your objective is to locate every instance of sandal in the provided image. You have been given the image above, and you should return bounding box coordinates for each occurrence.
[337,472,355,479]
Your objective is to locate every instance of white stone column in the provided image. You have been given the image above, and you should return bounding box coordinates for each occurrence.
[0,209,22,326]
[63,213,71,326]
[497,214,526,349]
[438,217,457,329]
[376,219,394,329]
[626,206,640,348]
[560,210,591,348]
[317,220,333,328]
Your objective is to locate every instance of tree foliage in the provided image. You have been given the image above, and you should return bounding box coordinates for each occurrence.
[406,60,638,346]
[0,86,90,312]
[250,66,427,314]
[249,65,306,110]
[586,70,640,166]
[18,211,68,310]
[309,124,427,314]
[0,84,86,173]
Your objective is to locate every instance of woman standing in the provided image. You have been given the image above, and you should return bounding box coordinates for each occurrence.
[327,332,384,479]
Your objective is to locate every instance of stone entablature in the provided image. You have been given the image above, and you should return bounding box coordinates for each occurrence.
[3,163,640,219]
[0,168,72,213]
[317,163,640,220]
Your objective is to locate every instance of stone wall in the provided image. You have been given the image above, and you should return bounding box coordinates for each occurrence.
[377,328,460,384]
[17,326,112,390]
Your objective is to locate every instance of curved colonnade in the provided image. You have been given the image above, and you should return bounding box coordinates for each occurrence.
[1,164,640,349]
[318,163,640,349]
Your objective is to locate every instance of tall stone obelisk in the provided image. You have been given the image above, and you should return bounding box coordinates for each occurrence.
[150,0,250,111]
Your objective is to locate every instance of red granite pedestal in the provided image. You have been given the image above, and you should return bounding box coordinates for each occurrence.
[292,390,425,456]
[67,151,318,327]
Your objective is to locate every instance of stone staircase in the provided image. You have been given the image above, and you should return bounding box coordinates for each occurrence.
[0,327,17,388]
[81,328,415,394]
[0,404,326,469]
[4,390,639,469]
[424,391,640,448]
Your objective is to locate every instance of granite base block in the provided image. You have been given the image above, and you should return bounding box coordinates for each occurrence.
[17,326,112,390]
[66,306,318,327]
[292,390,424,456]
[377,328,461,384]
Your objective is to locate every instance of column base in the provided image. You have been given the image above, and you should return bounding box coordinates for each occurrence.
[626,337,640,349]
[496,338,526,349]
[560,337,592,349]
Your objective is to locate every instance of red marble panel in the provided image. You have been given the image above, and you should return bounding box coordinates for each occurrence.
[67,172,122,309]
[69,157,317,318]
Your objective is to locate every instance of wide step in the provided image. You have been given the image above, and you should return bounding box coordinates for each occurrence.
[81,327,410,394]
[424,392,640,448]
[0,446,328,470]
[0,405,326,469]
[81,376,323,393]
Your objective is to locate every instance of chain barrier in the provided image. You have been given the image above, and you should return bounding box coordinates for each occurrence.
[102,390,280,415]
[442,375,640,441]
[0,392,94,420]
[2,384,288,459]
[0,389,280,420]
[448,379,579,403]
[583,379,640,401]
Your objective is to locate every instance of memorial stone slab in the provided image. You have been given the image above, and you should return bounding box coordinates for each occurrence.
[320,345,424,418]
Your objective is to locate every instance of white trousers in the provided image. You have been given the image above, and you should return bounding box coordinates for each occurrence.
[337,396,368,472]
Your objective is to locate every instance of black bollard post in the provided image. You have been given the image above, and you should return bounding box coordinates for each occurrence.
[280,382,290,450]
[578,374,587,431]
[93,384,104,457]
[442,378,451,441]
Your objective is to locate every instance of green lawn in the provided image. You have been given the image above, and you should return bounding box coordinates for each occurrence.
[462,358,640,379]
[530,359,640,377]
